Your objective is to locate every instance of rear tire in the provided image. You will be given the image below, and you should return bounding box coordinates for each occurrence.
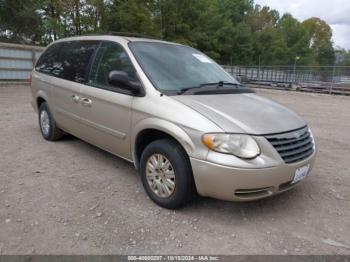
[140,139,195,209]
[38,102,63,141]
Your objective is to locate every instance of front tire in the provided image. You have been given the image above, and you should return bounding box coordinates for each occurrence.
[140,139,195,209]
[38,102,63,141]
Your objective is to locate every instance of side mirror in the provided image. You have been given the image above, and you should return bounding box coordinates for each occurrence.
[108,70,142,94]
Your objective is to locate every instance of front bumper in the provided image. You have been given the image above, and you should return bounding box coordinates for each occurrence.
[190,151,316,202]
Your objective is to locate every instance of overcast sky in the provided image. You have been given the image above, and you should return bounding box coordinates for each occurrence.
[254,0,350,50]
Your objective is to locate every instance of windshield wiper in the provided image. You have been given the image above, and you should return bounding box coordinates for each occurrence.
[178,81,241,95]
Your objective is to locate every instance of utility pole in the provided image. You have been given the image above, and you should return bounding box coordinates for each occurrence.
[330,64,336,94]
[258,55,261,80]
[293,56,300,84]
[159,0,163,39]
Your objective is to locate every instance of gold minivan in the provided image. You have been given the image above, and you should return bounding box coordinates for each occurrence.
[30,35,316,209]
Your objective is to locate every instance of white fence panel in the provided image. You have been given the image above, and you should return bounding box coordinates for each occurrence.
[0,42,44,82]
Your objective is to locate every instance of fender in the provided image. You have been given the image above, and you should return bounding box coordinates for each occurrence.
[131,117,196,163]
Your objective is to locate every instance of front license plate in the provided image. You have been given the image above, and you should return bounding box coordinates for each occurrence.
[292,165,310,184]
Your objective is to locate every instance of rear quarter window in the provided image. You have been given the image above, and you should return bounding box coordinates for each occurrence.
[35,43,63,75]
[35,41,99,83]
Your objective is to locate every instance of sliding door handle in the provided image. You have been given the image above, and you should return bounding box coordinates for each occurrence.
[81,98,92,107]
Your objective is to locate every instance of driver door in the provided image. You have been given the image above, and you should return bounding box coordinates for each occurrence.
[79,41,139,160]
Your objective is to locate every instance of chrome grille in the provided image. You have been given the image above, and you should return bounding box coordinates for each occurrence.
[265,127,314,164]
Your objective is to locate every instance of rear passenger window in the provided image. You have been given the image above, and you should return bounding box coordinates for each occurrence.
[88,41,138,89]
[36,41,99,83]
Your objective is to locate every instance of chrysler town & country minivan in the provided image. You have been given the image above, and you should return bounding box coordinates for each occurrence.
[30,35,316,209]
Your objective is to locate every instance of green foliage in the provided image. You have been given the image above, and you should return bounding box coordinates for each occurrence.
[0,0,42,43]
[0,0,337,65]
[302,17,335,65]
[277,14,314,65]
[103,0,156,35]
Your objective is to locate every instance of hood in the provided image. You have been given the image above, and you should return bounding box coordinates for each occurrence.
[172,93,307,135]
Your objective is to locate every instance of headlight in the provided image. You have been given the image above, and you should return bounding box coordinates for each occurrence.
[202,133,260,159]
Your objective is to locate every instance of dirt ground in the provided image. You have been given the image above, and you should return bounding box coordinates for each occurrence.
[0,85,349,255]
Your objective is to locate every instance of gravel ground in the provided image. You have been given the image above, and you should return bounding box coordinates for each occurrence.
[0,85,349,255]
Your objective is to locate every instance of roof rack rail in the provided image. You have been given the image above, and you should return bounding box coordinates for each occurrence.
[84,32,162,40]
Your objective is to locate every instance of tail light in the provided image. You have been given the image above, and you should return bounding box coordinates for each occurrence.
[28,74,32,87]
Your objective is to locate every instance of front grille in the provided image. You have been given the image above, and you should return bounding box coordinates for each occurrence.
[265,127,314,164]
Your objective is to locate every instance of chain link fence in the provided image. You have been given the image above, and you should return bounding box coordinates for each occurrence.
[222,65,350,95]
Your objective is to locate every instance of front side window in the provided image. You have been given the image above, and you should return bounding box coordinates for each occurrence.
[129,42,239,92]
[36,41,99,83]
[88,41,138,89]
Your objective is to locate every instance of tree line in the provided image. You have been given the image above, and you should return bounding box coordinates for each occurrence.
[0,0,344,66]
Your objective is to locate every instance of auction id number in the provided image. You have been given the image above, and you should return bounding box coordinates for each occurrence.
[128,255,219,261]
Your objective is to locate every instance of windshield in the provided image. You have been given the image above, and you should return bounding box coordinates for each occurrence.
[129,42,240,92]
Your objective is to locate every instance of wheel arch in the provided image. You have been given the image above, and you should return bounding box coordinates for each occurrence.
[132,118,195,170]
[35,90,50,110]
[37,97,46,109]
